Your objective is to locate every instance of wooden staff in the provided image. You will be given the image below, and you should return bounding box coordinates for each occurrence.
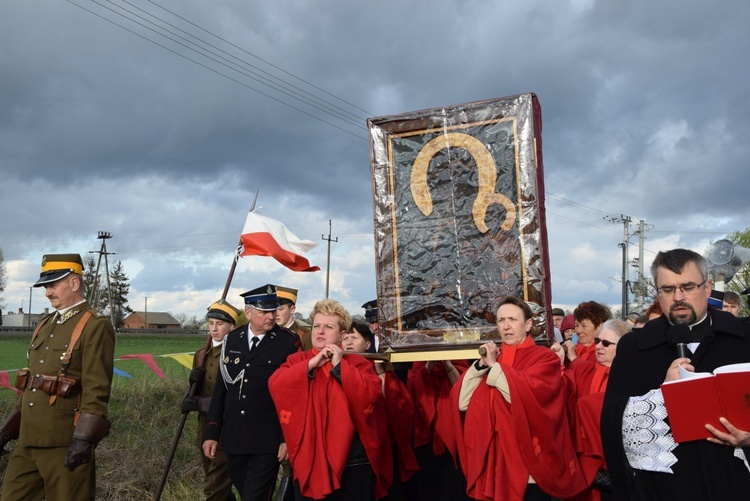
[156,191,259,500]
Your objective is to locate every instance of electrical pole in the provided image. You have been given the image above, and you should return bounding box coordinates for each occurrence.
[635,219,646,312]
[607,214,633,318]
[88,231,116,328]
[321,219,338,298]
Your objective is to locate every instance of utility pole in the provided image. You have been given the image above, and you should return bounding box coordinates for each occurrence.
[144,296,149,330]
[634,219,646,312]
[28,287,32,327]
[607,214,633,318]
[88,231,116,328]
[321,219,338,298]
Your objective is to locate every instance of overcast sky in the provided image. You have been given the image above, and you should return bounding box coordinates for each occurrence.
[2,0,748,323]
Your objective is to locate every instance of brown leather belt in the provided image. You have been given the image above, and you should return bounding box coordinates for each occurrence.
[16,371,80,397]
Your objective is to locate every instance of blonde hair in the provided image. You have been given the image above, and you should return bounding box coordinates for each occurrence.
[310,299,352,332]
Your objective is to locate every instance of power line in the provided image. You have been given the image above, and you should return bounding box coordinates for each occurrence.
[67,0,368,140]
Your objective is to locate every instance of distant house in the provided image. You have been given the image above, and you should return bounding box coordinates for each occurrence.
[1,308,51,328]
[123,311,181,329]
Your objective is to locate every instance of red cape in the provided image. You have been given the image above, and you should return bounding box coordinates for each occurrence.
[382,371,420,482]
[562,359,610,501]
[268,351,393,499]
[575,342,596,362]
[407,360,469,456]
[452,344,587,500]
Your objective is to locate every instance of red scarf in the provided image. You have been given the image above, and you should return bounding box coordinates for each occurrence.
[589,363,610,394]
[311,347,334,377]
[499,334,536,367]
[575,342,596,361]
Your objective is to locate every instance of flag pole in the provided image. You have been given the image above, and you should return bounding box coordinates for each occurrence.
[220,189,260,301]
[154,189,259,500]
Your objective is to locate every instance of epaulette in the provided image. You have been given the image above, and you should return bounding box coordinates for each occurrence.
[278,325,300,340]
[87,308,107,318]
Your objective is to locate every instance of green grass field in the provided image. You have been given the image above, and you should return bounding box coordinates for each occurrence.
[0,334,209,371]
[0,334,223,499]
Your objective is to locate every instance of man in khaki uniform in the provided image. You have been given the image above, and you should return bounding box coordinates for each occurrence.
[182,300,243,501]
[275,286,312,350]
[0,253,115,500]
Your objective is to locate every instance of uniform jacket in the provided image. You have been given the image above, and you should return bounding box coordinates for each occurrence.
[204,323,300,455]
[289,319,312,351]
[601,307,750,500]
[15,302,115,447]
[192,343,222,447]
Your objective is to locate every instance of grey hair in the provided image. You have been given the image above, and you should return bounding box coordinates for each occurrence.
[600,318,630,338]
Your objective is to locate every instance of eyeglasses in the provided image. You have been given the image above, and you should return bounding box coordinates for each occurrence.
[656,280,707,296]
[594,338,617,348]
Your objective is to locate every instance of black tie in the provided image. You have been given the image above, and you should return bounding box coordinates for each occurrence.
[250,336,259,351]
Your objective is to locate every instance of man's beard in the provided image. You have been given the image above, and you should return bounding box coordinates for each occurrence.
[669,301,697,325]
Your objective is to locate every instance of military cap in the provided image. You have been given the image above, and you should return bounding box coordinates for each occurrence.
[241,284,279,311]
[206,299,243,325]
[276,286,298,306]
[362,299,378,323]
[33,253,84,287]
[551,307,565,317]
[708,289,725,309]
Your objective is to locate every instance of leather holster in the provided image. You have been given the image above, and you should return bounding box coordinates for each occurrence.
[73,414,111,445]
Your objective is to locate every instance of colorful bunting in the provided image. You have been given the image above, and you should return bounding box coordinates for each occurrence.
[119,354,168,379]
[165,353,194,370]
[113,367,133,378]
[0,371,21,395]
[1,352,198,392]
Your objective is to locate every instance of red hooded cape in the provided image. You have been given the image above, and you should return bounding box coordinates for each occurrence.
[268,351,393,499]
[562,358,610,501]
[451,339,587,501]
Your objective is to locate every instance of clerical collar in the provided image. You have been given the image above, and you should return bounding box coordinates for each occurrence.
[688,313,711,343]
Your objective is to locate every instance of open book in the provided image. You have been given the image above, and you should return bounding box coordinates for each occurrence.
[661,362,750,443]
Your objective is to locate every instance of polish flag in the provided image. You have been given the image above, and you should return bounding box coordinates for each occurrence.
[240,212,320,272]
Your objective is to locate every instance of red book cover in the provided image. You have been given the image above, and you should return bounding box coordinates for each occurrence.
[661,363,750,443]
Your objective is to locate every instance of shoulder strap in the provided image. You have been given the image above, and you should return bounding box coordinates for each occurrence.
[59,311,93,375]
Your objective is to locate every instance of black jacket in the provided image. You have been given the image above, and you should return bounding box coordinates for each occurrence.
[601,307,750,500]
[204,323,300,455]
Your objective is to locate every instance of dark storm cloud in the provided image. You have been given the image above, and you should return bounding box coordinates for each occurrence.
[2,0,749,318]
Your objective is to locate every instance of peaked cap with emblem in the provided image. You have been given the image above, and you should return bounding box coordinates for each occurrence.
[362,299,379,323]
[241,284,279,311]
[206,299,243,325]
[33,253,84,287]
[276,285,298,305]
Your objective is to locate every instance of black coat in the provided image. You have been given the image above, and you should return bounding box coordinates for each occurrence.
[601,307,750,500]
[204,323,300,455]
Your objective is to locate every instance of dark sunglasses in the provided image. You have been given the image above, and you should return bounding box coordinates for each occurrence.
[594,338,617,348]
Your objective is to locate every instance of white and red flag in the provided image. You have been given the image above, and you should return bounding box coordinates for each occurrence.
[239,212,320,272]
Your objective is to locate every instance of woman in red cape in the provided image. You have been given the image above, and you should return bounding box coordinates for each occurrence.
[451,296,587,501]
[562,301,612,364]
[268,299,392,500]
[555,318,631,501]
